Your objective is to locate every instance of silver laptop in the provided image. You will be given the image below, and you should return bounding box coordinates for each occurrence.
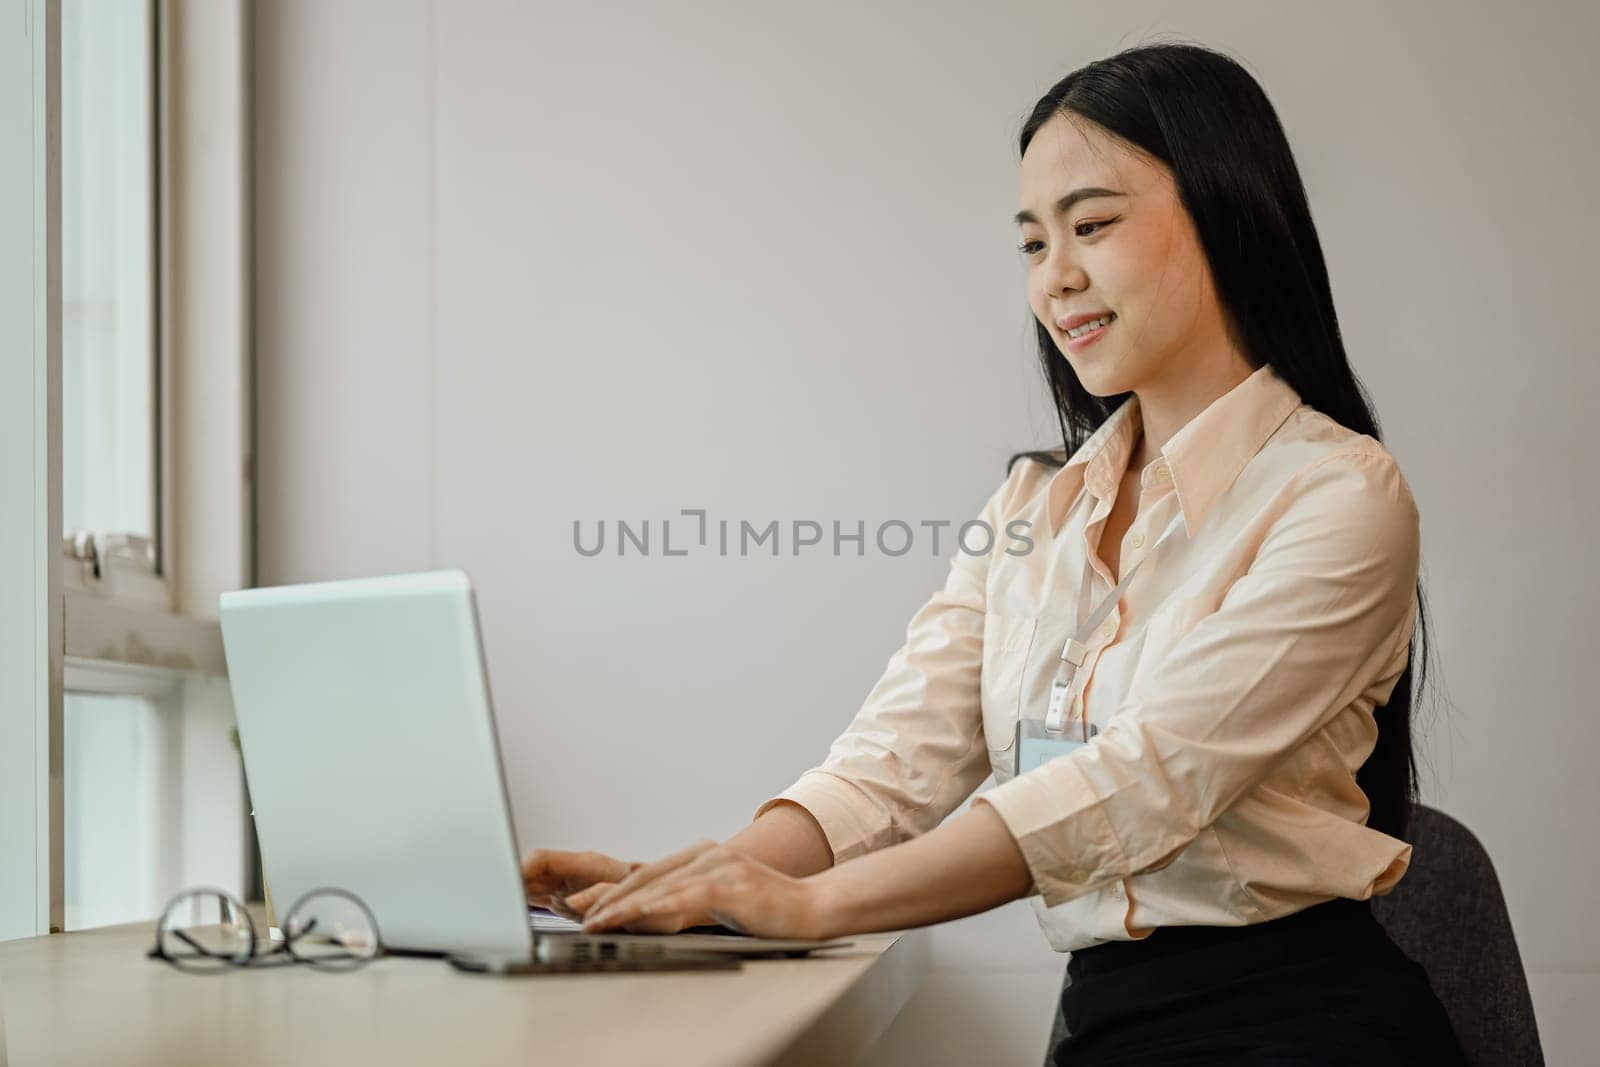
[219,570,849,966]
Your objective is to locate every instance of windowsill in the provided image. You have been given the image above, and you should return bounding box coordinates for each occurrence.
[63,589,226,679]
[63,655,187,699]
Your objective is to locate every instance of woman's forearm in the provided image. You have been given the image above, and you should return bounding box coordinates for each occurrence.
[723,800,835,878]
[810,799,1035,938]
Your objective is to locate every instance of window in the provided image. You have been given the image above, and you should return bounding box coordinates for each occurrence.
[61,0,160,592]
[62,670,246,931]
[63,692,165,930]
[4,0,252,941]
[58,0,191,931]
[46,0,253,934]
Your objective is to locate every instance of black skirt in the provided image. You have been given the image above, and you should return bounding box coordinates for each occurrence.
[1050,897,1467,1066]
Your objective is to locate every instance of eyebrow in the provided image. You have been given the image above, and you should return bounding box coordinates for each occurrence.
[1013,186,1126,227]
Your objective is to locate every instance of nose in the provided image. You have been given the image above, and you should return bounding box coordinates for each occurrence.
[1038,243,1088,300]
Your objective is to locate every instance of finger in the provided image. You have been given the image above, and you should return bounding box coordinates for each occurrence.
[586,847,729,923]
[586,839,716,917]
[611,907,696,935]
[570,850,634,889]
[588,882,711,933]
[542,898,579,921]
[585,851,703,917]
[587,859,740,932]
[591,878,732,935]
[544,895,604,927]
[521,849,628,888]
[520,849,570,892]
[521,850,630,894]
[609,849,730,909]
[563,881,616,915]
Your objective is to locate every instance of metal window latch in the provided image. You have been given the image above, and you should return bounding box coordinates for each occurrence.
[64,530,103,578]
[63,531,155,581]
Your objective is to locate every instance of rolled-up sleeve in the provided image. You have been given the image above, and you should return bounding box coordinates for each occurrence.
[753,474,1021,865]
[976,449,1421,907]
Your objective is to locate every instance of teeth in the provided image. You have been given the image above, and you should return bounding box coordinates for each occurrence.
[1068,313,1115,339]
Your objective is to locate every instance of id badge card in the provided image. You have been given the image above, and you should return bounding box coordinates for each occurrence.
[1012,717,1098,777]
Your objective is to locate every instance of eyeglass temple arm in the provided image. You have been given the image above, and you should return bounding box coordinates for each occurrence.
[149,927,240,962]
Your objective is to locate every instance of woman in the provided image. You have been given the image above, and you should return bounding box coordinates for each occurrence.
[524,42,1466,1064]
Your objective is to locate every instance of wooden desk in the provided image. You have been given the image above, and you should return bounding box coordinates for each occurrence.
[0,915,929,1066]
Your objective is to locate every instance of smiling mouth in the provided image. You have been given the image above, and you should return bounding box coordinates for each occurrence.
[1065,312,1116,339]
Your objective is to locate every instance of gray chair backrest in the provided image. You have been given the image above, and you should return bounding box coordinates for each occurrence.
[1043,804,1543,1066]
[1370,804,1543,1066]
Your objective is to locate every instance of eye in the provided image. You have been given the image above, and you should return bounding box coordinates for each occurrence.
[1017,217,1118,255]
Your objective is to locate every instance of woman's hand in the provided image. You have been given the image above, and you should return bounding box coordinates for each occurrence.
[580,839,834,939]
[520,849,641,920]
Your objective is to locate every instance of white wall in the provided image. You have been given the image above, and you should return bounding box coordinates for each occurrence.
[253,2,1600,1063]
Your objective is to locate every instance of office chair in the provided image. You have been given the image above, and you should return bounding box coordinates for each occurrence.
[1043,803,1545,1066]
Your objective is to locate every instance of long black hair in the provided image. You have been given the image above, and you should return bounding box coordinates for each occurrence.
[1009,42,1431,841]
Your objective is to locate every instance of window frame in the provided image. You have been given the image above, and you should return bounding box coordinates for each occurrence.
[60,0,252,683]
[4,0,253,940]
[59,0,166,601]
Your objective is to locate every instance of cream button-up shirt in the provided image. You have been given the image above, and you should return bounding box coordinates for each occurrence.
[755,363,1420,952]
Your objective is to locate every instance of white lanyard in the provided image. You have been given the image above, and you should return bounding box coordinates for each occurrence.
[1043,507,1188,735]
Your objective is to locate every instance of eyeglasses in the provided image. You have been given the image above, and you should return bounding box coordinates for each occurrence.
[147,886,382,973]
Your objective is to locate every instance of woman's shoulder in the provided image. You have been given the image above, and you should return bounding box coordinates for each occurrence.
[1275,405,1410,474]
[1262,406,1420,531]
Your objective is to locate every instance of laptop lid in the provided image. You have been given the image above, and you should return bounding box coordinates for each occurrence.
[219,570,532,960]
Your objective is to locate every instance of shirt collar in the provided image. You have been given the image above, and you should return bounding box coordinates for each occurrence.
[1044,363,1303,538]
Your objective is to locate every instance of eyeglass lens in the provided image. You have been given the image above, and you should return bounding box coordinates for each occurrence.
[156,890,255,971]
[282,889,380,968]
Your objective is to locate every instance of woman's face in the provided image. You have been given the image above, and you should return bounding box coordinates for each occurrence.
[1016,112,1229,398]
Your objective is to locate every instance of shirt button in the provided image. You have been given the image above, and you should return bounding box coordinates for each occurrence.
[1153,463,1171,482]
[1129,531,1145,549]
[1067,870,1090,885]
[1111,883,1124,900]
[1100,618,1117,640]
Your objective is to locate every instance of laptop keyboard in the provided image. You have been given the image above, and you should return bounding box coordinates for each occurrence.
[529,907,585,932]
